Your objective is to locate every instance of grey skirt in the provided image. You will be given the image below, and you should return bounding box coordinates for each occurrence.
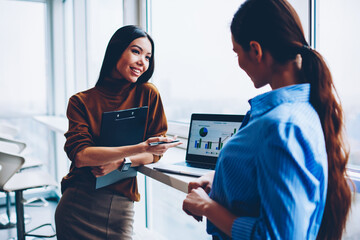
[55,183,134,240]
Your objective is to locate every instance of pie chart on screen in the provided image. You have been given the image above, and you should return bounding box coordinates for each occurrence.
[199,127,208,137]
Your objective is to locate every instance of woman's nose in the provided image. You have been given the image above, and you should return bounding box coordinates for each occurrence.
[137,56,145,66]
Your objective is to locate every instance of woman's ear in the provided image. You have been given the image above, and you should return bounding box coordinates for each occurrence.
[249,41,263,63]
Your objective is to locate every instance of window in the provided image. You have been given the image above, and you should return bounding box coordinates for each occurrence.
[150,0,309,123]
[150,0,259,122]
[4,0,359,238]
[0,0,47,116]
[148,1,310,238]
[0,0,51,171]
[86,0,124,87]
[316,0,360,168]
[64,0,75,104]
[63,0,124,101]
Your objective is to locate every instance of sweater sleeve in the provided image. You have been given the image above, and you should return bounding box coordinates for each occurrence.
[146,85,168,139]
[64,95,95,161]
[144,84,168,163]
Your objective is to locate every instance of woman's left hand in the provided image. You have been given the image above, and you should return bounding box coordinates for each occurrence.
[183,187,213,222]
[91,159,124,177]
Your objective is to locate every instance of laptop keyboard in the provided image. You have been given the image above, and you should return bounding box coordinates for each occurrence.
[175,162,216,170]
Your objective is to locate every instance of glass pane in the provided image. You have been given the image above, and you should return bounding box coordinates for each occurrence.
[288,0,310,42]
[149,179,211,240]
[1,117,52,169]
[343,192,360,238]
[150,0,309,123]
[86,0,124,87]
[0,0,47,116]
[0,0,52,178]
[317,0,360,167]
[149,1,311,237]
[64,0,75,101]
[151,0,258,122]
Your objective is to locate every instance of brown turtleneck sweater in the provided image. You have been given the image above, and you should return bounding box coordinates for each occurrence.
[62,80,167,201]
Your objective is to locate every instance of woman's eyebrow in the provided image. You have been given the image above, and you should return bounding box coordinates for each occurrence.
[131,44,152,55]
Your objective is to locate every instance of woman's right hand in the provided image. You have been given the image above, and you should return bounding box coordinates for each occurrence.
[144,136,182,155]
[184,171,215,222]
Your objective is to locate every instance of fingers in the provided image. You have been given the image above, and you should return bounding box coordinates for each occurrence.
[188,181,201,193]
[91,166,107,176]
[183,193,204,222]
[145,138,182,155]
[183,208,203,222]
[91,167,103,177]
[91,162,119,177]
[188,178,212,194]
[204,185,212,194]
[147,136,181,144]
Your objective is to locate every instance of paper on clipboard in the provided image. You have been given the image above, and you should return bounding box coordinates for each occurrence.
[96,106,148,189]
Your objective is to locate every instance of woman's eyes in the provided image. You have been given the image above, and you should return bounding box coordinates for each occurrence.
[131,48,151,61]
[131,49,140,54]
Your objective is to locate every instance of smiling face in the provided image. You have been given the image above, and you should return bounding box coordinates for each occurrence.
[112,37,152,83]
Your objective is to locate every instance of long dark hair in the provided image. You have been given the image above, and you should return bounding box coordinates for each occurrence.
[95,25,155,86]
[231,0,352,239]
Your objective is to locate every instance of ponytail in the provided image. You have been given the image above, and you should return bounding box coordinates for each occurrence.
[300,46,352,240]
[230,0,353,238]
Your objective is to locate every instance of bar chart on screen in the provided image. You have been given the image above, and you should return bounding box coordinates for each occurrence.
[188,120,239,156]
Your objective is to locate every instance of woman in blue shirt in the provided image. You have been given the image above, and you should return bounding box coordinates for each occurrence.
[182,0,352,239]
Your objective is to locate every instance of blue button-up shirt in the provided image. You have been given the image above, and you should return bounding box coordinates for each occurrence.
[208,84,327,239]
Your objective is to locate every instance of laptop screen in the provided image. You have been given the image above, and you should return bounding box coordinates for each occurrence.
[185,113,244,166]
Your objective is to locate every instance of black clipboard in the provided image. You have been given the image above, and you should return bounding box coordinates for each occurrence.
[95,106,148,189]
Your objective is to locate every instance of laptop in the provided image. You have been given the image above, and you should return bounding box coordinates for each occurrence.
[154,113,244,177]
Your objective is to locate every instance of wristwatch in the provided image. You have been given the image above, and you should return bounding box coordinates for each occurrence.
[120,157,132,172]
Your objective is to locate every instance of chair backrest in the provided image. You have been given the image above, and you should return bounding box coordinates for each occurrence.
[0,123,19,139]
[0,151,25,190]
[0,137,26,154]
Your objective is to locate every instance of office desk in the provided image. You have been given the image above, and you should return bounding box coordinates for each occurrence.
[33,115,68,133]
[138,147,198,193]
[34,115,360,194]
[33,115,197,193]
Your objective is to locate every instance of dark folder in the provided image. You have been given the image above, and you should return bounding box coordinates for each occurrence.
[95,106,148,189]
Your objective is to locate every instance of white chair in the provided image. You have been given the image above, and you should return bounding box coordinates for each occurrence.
[0,151,57,240]
[0,136,43,229]
[0,136,26,229]
[0,136,44,171]
[0,136,26,155]
[0,123,19,140]
[0,151,24,229]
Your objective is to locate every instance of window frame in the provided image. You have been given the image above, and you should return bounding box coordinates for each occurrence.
[312,0,360,188]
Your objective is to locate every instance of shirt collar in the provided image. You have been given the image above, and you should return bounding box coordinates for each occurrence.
[248,83,311,117]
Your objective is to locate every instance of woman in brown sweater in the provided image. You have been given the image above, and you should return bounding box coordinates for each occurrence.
[55,25,180,240]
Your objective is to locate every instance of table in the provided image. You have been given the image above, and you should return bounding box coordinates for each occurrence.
[34,115,360,193]
[33,115,198,193]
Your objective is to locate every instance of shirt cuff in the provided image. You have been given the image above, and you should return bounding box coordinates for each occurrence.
[232,217,257,240]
